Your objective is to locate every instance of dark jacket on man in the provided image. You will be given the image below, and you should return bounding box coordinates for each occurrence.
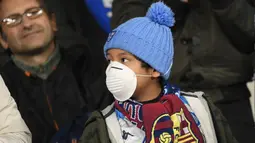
[0,44,113,143]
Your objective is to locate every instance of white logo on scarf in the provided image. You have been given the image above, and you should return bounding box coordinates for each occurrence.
[118,116,145,143]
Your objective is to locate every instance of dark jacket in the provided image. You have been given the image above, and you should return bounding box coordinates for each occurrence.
[210,0,255,54]
[0,44,113,143]
[111,0,253,95]
[78,111,111,143]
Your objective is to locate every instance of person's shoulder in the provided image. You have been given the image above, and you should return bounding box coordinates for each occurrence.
[60,44,91,62]
[0,60,17,78]
[0,61,22,94]
[60,42,107,77]
[101,102,115,118]
[180,91,205,98]
[59,43,94,71]
[0,75,11,101]
[0,59,13,70]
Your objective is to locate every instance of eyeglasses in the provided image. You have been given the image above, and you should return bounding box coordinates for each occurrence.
[1,7,44,27]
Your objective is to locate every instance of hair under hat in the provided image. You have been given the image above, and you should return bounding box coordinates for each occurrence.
[104,2,175,80]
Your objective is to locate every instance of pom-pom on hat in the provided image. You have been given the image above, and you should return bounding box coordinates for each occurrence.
[104,2,175,80]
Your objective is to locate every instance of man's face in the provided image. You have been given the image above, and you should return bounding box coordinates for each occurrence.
[0,0,57,55]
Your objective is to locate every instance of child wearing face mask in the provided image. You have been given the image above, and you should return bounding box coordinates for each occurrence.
[103,2,206,143]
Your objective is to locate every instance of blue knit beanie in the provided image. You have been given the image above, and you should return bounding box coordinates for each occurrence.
[104,2,175,80]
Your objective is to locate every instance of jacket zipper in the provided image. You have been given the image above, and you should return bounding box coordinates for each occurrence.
[46,95,59,131]
[43,80,59,131]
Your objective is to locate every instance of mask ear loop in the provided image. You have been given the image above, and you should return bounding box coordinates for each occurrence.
[136,68,155,77]
[136,67,155,77]
[136,74,152,77]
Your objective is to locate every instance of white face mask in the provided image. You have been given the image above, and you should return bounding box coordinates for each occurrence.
[105,61,151,101]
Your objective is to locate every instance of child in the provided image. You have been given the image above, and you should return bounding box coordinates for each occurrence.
[103,2,205,143]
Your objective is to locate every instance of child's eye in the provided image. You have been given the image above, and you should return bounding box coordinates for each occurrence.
[121,58,129,63]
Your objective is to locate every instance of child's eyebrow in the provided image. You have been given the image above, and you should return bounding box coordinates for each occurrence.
[119,52,130,56]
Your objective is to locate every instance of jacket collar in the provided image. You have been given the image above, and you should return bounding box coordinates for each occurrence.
[11,45,61,79]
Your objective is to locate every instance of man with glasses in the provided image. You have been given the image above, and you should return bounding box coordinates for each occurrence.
[0,0,113,142]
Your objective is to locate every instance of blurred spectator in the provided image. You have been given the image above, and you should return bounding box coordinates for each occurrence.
[213,0,254,55]
[0,75,31,143]
[48,0,109,68]
[248,0,255,6]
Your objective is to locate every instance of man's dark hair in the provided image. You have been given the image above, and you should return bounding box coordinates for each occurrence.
[0,0,54,15]
[37,0,53,14]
